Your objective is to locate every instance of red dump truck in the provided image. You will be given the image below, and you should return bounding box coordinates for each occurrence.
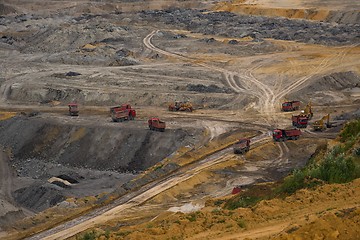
[68,103,79,116]
[292,114,309,128]
[148,118,166,132]
[233,138,250,154]
[272,128,301,141]
[110,104,136,122]
[282,101,300,111]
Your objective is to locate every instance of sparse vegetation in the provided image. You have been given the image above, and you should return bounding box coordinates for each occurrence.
[339,120,360,142]
[236,219,246,228]
[1,1,360,239]
[79,230,96,240]
[186,213,198,222]
[277,119,360,194]
[224,196,262,210]
[115,230,132,237]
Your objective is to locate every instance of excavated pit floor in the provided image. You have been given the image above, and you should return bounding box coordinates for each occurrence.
[0,0,359,238]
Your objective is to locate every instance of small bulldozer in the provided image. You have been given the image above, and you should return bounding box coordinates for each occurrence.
[168,101,193,112]
[312,114,331,131]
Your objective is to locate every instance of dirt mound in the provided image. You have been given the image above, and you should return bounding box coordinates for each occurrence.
[326,10,360,24]
[140,9,359,46]
[312,71,360,90]
[291,71,360,104]
[103,179,360,240]
[214,0,360,24]
[14,184,65,212]
[0,116,190,172]
[276,209,360,240]
[186,84,232,93]
[0,3,17,15]
[0,210,25,230]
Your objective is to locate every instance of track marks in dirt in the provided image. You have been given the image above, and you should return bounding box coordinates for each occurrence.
[30,128,272,240]
[143,30,275,121]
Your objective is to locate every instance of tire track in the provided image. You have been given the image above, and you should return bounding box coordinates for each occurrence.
[144,30,275,121]
[29,133,271,240]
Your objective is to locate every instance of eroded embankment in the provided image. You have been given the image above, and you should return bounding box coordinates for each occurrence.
[0,115,188,172]
[214,1,360,24]
[0,113,196,214]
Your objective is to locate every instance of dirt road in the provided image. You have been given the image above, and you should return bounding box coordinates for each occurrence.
[28,131,279,240]
[0,0,359,239]
[22,24,360,240]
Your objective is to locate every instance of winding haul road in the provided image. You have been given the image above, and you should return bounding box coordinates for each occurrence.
[25,30,354,239]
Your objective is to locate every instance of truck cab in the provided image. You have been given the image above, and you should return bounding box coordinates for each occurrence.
[148,118,166,132]
[292,114,309,128]
[273,128,301,141]
[68,103,79,116]
[233,138,250,154]
[272,129,283,141]
[110,103,136,122]
[282,101,300,111]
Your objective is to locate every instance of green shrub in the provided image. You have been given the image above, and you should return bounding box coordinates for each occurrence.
[278,169,307,194]
[237,219,246,228]
[354,148,360,156]
[225,196,261,210]
[116,231,132,237]
[340,120,360,142]
[310,154,357,183]
[186,213,197,222]
[81,230,96,240]
[277,143,360,195]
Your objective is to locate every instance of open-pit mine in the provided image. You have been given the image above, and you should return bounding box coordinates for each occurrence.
[0,0,359,239]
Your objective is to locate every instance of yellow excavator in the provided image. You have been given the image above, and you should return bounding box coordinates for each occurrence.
[312,114,331,131]
[302,102,313,120]
[168,101,193,112]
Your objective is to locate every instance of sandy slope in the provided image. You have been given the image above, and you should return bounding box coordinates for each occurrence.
[0,0,359,239]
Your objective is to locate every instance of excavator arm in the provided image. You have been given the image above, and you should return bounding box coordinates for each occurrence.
[303,102,313,119]
[313,114,331,131]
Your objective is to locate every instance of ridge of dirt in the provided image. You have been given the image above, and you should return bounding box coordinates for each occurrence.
[0,3,17,15]
[0,112,201,213]
[140,9,359,46]
[288,71,360,105]
[214,0,360,24]
[0,0,359,239]
[80,178,360,240]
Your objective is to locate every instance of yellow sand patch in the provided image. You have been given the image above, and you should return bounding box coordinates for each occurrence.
[34,126,61,153]
[246,141,279,161]
[213,2,330,22]
[0,111,16,121]
[150,156,244,204]
[254,43,360,77]
[68,127,86,144]
[82,43,97,50]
